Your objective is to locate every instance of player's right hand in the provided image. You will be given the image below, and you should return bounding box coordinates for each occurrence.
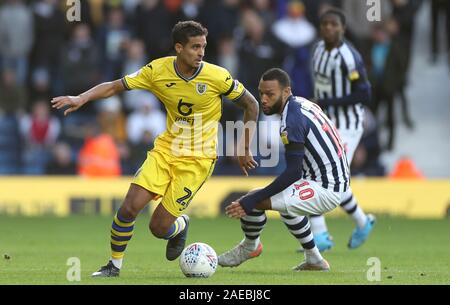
[225,201,247,219]
[237,149,258,177]
[51,96,86,116]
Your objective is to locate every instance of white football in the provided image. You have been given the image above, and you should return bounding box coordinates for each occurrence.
[179,242,218,278]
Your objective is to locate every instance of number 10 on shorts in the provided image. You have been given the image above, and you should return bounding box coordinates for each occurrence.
[294,181,315,201]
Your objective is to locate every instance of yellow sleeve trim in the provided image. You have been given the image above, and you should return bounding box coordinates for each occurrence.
[281,131,289,145]
[349,70,360,81]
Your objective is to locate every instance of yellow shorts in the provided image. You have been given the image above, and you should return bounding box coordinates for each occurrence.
[132,149,216,217]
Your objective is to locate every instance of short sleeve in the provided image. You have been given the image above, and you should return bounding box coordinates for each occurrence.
[218,68,246,101]
[122,63,154,91]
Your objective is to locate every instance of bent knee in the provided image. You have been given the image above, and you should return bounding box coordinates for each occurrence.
[120,204,140,220]
[149,222,169,239]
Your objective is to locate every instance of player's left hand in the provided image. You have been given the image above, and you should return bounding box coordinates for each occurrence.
[237,150,258,176]
[225,201,247,219]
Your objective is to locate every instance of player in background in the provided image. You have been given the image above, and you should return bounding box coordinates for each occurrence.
[52,21,259,277]
[309,9,375,251]
[219,68,349,271]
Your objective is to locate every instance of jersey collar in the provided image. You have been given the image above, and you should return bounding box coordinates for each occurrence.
[173,60,204,82]
[281,95,294,114]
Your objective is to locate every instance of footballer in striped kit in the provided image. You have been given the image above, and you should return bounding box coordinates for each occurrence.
[219,68,352,271]
[310,9,376,251]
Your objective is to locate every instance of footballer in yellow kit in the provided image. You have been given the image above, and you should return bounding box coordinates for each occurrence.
[123,55,247,217]
[51,21,259,277]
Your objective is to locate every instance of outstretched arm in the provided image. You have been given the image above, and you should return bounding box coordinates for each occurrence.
[233,90,260,176]
[51,79,126,116]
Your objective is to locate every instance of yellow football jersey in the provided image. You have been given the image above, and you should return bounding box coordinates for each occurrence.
[122,56,246,159]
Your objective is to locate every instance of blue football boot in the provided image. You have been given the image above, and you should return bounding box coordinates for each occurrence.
[313,231,335,252]
[348,214,376,249]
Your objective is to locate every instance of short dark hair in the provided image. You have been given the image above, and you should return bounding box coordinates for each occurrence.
[261,68,291,88]
[172,21,208,46]
[319,8,346,27]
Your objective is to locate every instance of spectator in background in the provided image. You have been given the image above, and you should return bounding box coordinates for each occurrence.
[216,36,243,175]
[351,107,385,177]
[128,130,156,172]
[135,0,173,60]
[217,35,239,78]
[369,20,411,151]
[126,97,166,170]
[0,69,25,175]
[96,96,127,144]
[96,96,131,174]
[272,0,316,97]
[77,122,121,177]
[430,0,450,65]
[273,0,316,46]
[301,0,337,28]
[250,0,275,25]
[60,23,101,112]
[237,9,284,97]
[276,0,340,25]
[46,142,77,175]
[126,97,165,146]
[86,0,104,27]
[0,116,22,174]
[121,39,156,112]
[30,0,67,96]
[20,100,61,174]
[0,0,34,85]
[389,1,422,128]
[198,0,241,63]
[163,0,183,14]
[342,0,390,62]
[233,9,285,175]
[121,0,141,18]
[76,0,94,28]
[176,0,203,21]
[122,39,148,77]
[391,0,422,73]
[30,67,51,102]
[0,69,27,115]
[97,6,130,81]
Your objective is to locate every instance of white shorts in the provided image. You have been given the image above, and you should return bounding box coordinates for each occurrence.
[270,180,344,216]
[338,128,364,162]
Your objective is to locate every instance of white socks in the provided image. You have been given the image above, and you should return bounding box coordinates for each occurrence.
[304,247,323,264]
[351,206,367,229]
[242,237,260,251]
[174,216,187,235]
[111,258,123,269]
[310,216,328,235]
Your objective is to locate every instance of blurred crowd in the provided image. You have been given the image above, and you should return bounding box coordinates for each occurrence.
[0,0,447,177]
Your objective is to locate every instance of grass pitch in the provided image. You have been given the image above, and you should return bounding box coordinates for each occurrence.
[0,215,449,285]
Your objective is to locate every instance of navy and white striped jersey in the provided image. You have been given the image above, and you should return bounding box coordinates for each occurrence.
[312,40,370,131]
[280,96,350,192]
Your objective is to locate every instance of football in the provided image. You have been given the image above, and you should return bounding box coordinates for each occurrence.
[179,242,218,278]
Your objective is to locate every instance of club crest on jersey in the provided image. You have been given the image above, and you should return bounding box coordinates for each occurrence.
[196,83,207,95]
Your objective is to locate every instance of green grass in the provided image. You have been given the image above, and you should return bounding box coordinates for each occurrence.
[0,215,449,285]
